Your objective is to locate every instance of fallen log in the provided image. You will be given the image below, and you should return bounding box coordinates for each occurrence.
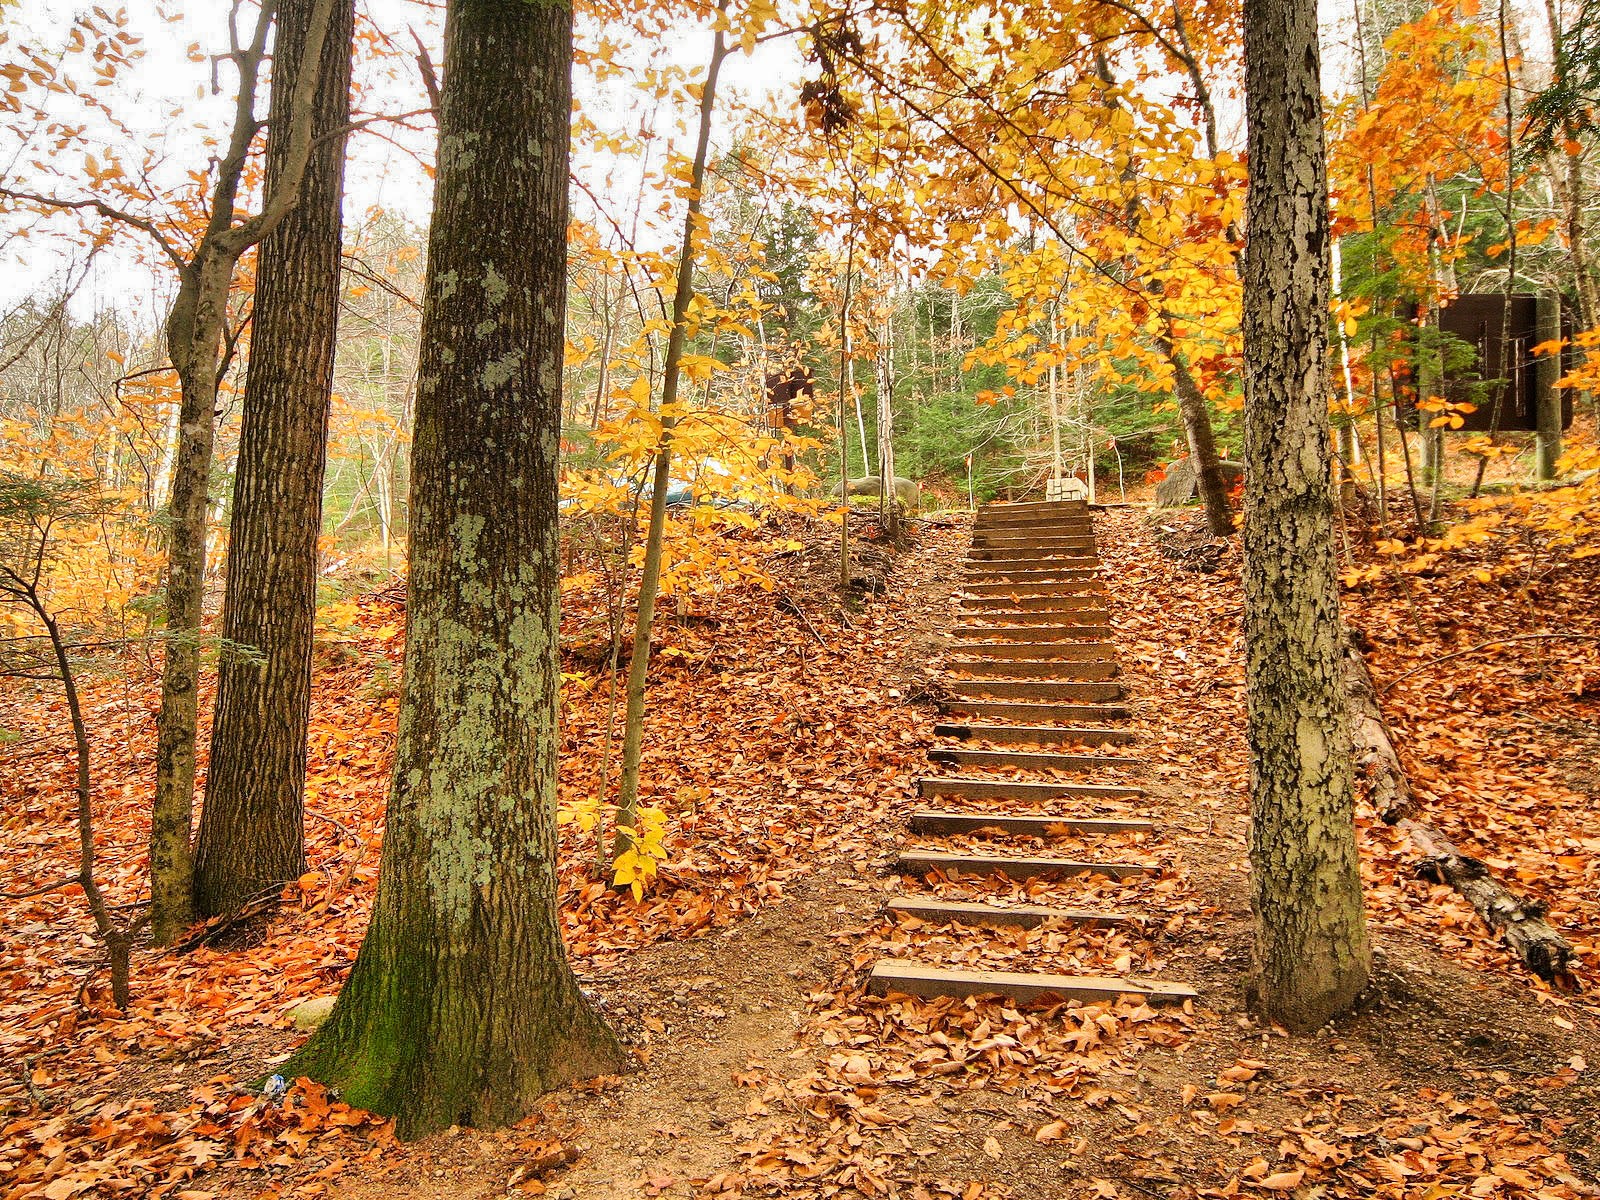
[1397,819,1576,988]
[1341,629,1415,822]
[1341,628,1577,989]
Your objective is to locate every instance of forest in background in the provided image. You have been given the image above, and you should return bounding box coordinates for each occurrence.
[11,0,1599,539]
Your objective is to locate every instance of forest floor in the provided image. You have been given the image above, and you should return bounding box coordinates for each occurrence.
[2,493,1598,1200]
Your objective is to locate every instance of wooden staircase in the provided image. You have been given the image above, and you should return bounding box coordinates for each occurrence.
[868,499,1197,1008]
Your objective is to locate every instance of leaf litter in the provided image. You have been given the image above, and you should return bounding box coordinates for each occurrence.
[0,505,1596,1198]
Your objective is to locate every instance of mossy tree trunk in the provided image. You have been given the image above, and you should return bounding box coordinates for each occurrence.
[194,0,355,919]
[1241,0,1371,1030]
[286,0,623,1137]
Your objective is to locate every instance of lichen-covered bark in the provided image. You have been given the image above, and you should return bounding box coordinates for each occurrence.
[194,0,355,918]
[285,0,623,1136]
[1241,0,1371,1030]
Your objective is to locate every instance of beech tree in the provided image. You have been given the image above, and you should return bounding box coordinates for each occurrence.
[1241,0,1371,1027]
[286,0,624,1135]
[193,0,356,918]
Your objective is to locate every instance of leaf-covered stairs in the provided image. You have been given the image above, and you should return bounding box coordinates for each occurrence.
[868,499,1198,1007]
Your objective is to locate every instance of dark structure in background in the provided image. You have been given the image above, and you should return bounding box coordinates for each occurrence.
[1411,292,1574,479]
[765,366,814,480]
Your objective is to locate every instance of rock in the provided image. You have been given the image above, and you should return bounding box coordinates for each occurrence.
[292,995,338,1032]
[1154,456,1244,507]
[1154,457,1198,507]
[1045,476,1089,502]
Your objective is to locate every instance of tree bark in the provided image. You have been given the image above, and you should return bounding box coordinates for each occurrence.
[194,0,355,919]
[148,0,339,945]
[1159,328,1235,536]
[286,0,623,1137]
[1339,629,1414,822]
[1241,0,1371,1030]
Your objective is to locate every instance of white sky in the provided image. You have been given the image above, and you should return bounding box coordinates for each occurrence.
[0,0,801,324]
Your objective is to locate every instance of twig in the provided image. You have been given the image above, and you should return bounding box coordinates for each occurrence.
[17,1057,55,1111]
[1,876,77,902]
[776,592,830,649]
[1381,633,1600,693]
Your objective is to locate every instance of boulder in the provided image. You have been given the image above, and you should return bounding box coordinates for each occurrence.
[1154,457,1243,507]
[833,475,921,510]
[292,995,338,1032]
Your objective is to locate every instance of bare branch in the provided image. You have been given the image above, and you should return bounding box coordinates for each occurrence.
[2,877,78,902]
[0,188,185,271]
[411,28,441,114]
[226,0,343,251]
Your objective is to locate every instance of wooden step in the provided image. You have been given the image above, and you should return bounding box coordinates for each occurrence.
[967,558,1101,572]
[978,500,1090,512]
[945,679,1126,702]
[948,659,1120,680]
[965,563,1100,578]
[956,608,1111,626]
[885,897,1127,929]
[960,594,1107,612]
[980,499,1089,514]
[961,580,1106,597]
[896,850,1155,881]
[951,624,1116,642]
[918,776,1145,801]
[948,641,1117,662]
[928,746,1137,772]
[966,528,1094,544]
[934,718,1135,743]
[973,535,1097,548]
[934,713,1132,742]
[966,560,1102,574]
[975,521,1094,534]
[907,810,1153,836]
[867,960,1196,1005]
[971,541,1097,556]
[964,577,1102,590]
[928,742,1139,771]
[974,526,1095,539]
[972,530,1095,544]
[937,702,1133,728]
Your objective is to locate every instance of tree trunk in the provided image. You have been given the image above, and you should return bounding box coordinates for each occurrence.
[194,0,355,920]
[148,256,231,946]
[1241,0,1371,1030]
[147,0,340,946]
[612,12,727,856]
[287,0,623,1136]
[1160,329,1235,536]
[877,305,898,537]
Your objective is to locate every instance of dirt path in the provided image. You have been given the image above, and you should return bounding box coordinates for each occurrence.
[556,508,1598,1199]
